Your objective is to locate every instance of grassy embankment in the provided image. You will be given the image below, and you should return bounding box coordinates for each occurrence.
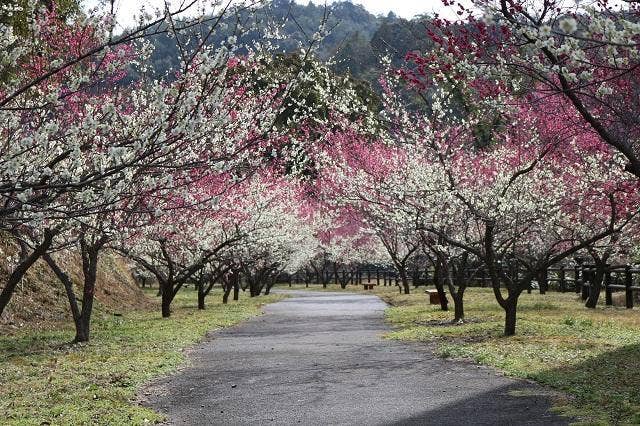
[283,282,640,424]
[0,288,284,425]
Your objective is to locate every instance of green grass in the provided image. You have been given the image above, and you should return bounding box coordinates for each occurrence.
[377,287,640,425]
[0,289,284,425]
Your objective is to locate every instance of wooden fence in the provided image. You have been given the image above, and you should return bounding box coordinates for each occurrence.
[288,263,640,308]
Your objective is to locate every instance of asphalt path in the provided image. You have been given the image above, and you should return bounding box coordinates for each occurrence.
[141,290,569,425]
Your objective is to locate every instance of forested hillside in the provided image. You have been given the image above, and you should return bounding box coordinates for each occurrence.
[140,0,432,84]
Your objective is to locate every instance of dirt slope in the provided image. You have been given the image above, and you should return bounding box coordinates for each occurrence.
[0,237,153,332]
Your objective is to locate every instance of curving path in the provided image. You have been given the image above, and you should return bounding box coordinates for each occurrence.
[141,291,569,425]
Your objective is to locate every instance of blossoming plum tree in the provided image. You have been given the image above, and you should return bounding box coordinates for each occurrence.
[409,0,640,178]
[0,0,342,340]
[389,84,640,334]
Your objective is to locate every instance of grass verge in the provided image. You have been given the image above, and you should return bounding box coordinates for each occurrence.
[0,289,284,425]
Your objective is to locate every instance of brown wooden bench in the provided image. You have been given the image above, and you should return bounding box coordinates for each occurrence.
[363,283,376,290]
[425,289,441,304]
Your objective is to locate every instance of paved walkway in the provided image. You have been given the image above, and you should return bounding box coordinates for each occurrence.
[142,291,569,425]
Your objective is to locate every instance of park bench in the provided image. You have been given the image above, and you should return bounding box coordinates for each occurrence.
[425,289,441,304]
[363,283,376,290]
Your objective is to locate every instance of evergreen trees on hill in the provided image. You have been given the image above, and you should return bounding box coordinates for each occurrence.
[137,1,433,86]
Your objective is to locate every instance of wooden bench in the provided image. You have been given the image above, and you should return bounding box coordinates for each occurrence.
[425,289,441,304]
[363,283,376,290]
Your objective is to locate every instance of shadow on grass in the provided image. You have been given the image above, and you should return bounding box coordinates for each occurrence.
[518,301,564,311]
[409,318,484,327]
[0,328,78,361]
[529,343,640,424]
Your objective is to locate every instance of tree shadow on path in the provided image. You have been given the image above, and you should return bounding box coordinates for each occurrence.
[389,381,570,425]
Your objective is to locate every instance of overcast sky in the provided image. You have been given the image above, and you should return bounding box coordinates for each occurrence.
[87,0,456,30]
[297,0,449,18]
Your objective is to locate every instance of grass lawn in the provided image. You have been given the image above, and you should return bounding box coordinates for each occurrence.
[0,288,284,425]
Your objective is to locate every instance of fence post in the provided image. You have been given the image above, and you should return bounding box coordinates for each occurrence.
[582,267,590,301]
[625,266,634,309]
[539,268,548,294]
[574,265,582,294]
[559,266,566,292]
[604,267,612,306]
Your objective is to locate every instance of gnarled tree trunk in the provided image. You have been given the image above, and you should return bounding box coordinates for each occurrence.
[74,235,104,343]
[0,229,56,317]
[432,262,449,311]
[585,263,606,309]
[503,297,518,336]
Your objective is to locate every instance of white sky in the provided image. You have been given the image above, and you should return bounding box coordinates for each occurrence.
[295,0,449,18]
[86,0,456,30]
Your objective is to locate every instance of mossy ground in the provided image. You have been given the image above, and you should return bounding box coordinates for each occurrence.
[281,283,640,425]
[0,288,283,425]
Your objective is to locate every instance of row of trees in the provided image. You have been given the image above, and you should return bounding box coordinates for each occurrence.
[0,0,375,342]
[3,0,640,342]
[296,0,640,336]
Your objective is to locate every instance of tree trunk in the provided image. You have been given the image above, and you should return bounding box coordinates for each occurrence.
[448,267,465,322]
[265,276,275,295]
[442,259,465,322]
[581,268,591,300]
[432,263,448,311]
[222,282,231,304]
[0,229,55,316]
[74,315,91,343]
[339,270,348,289]
[503,297,518,336]
[585,265,605,309]
[198,291,206,310]
[233,277,240,301]
[161,281,173,318]
[74,239,101,343]
[399,268,410,295]
[252,281,259,297]
[538,269,549,295]
[43,253,81,323]
[453,292,464,323]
